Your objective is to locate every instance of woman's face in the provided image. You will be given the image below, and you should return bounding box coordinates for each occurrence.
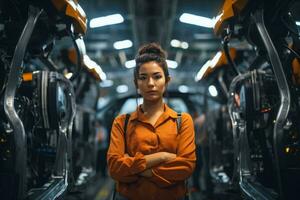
[137,61,170,102]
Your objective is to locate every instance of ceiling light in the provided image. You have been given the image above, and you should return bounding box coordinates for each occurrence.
[179,13,215,28]
[90,14,124,28]
[296,21,300,26]
[208,85,218,97]
[116,85,129,93]
[125,59,136,68]
[113,40,133,50]
[171,39,189,49]
[181,42,189,49]
[178,85,189,93]
[170,39,181,48]
[166,60,178,69]
[99,80,114,88]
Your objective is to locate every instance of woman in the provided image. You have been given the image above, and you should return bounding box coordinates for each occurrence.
[107,43,196,200]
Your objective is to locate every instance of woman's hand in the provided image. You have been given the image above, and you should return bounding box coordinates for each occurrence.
[161,152,176,162]
[143,152,176,169]
[140,152,176,177]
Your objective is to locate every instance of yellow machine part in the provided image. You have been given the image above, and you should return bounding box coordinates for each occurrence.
[214,0,248,36]
[51,0,87,35]
[68,48,78,65]
[68,48,103,81]
[217,48,237,67]
[202,48,237,79]
[292,57,300,85]
[22,72,33,82]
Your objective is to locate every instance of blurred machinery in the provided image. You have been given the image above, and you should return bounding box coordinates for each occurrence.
[206,0,300,199]
[0,0,105,199]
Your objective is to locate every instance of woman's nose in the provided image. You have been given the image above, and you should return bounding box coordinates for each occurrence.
[147,77,155,86]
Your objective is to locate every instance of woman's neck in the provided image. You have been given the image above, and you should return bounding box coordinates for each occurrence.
[141,99,164,115]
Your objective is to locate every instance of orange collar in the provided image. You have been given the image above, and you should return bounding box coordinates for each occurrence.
[130,103,178,122]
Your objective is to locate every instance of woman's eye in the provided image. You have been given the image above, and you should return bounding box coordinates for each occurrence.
[154,75,162,79]
[138,76,146,80]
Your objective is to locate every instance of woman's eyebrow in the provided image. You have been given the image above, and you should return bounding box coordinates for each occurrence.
[139,73,148,76]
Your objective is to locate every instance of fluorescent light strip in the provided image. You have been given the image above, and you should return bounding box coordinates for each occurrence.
[170,39,189,49]
[125,60,136,68]
[90,14,124,28]
[116,85,128,93]
[178,85,189,93]
[166,60,178,69]
[181,42,189,49]
[179,13,215,28]
[171,39,181,48]
[113,40,133,50]
[296,21,300,26]
[208,85,218,97]
[99,80,114,88]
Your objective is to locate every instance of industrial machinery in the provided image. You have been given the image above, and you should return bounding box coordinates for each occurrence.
[0,1,104,199]
[214,0,300,199]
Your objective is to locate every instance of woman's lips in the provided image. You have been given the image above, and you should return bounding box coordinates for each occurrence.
[147,91,158,95]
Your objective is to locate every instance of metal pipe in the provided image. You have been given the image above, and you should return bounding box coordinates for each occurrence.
[3,6,43,199]
[253,9,291,199]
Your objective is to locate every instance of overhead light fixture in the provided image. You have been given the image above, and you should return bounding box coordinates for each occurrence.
[166,60,178,69]
[178,85,189,93]
[179,13,215,28]
[170,39,181,48]
[296,21,300,26]
[90,14,124,28]
[113,39,133,50]
[116,85,129,93]
[99,80,114,88]
[125,59,136,68]
[170,39,189,49]
[181,42,189,49]
[208,85,218,97]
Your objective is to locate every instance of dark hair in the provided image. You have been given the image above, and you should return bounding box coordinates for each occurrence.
[134,43,169,86]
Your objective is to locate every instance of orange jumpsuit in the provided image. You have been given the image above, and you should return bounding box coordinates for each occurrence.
[107,104,196,200]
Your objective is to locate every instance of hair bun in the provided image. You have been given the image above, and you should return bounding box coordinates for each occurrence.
[138,43,167,59]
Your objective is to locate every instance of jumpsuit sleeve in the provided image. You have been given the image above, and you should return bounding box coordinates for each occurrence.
[149,113,196,187]
[107,115,147,183]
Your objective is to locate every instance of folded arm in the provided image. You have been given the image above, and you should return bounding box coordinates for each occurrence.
[148,114,196,187]
[107,116,147,183]
[107,116,176,183]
